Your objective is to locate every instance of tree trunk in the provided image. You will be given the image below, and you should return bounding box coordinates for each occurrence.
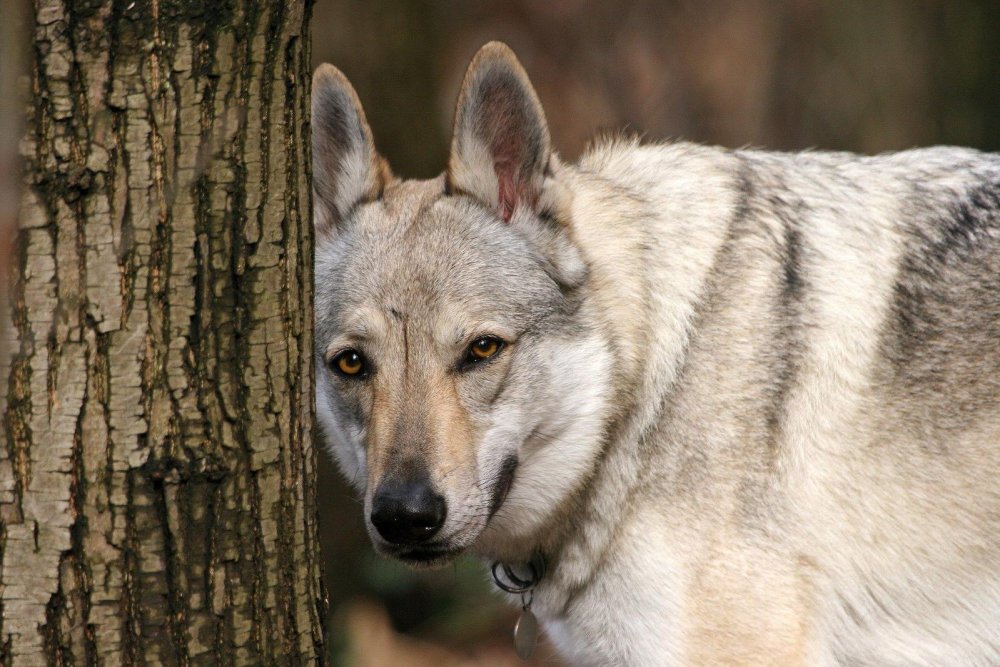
[0,1,325,664]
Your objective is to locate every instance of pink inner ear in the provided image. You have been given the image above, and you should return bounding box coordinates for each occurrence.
[495,164,540,222]
[482,88,541,222]
[494,155,539,223]
[496,161,518,222]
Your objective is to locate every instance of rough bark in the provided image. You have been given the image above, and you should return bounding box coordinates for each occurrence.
[0,1,324,664]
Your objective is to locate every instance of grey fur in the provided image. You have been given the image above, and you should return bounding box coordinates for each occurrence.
[314,43,1000,666]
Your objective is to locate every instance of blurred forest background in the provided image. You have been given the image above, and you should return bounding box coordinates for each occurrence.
[311,0,1000,664]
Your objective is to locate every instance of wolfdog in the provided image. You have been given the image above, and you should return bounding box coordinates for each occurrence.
[312,42,1000,665]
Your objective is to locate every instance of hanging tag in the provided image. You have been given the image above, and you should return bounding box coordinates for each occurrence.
[491,555,546,661]
[513,607,538,659]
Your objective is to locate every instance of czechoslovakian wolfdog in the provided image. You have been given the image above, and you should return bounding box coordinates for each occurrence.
[313,42,1000,666]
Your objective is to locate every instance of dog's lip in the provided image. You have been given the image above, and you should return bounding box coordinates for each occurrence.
[395,544,464,566]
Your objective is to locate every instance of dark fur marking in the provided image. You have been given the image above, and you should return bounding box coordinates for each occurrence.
[768,192,807,446]
[487,455,518,521]
[714,158,810,528]
[487,362,514,406]
[880,178,1000,441]
[739,160,806,464]
[888,180,1000,370]
[782,224,804,300]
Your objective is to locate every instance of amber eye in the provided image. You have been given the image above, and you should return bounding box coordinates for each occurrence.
[331,350,367,377]
[467,337,503,363]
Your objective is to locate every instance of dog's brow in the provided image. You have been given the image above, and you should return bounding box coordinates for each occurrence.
[448,322,516,347]
[337,307,391,343]
[326,321,377,356]
[336,325,371,341]
[325,332,370,358]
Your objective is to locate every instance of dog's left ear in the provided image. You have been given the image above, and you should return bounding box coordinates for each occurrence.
[448,42,552,222]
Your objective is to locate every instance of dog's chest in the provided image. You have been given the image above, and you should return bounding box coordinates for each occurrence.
[534,522,685,666]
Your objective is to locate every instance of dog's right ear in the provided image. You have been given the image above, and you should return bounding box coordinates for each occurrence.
[311,64,389,235]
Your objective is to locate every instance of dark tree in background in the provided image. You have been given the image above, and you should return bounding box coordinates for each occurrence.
[0,1,324,663]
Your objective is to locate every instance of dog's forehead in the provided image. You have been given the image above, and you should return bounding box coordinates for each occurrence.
[381,175,444,219]
[316,177,556,341]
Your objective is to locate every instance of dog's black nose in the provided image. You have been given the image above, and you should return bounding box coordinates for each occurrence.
[370,477,447,545]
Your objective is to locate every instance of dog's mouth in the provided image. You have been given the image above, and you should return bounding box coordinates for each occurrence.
[395,545,464,568]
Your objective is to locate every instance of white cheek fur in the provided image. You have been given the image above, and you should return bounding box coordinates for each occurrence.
[477,333,614,540]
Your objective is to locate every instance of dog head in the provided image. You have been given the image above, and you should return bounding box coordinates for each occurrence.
[313,43,612,566]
